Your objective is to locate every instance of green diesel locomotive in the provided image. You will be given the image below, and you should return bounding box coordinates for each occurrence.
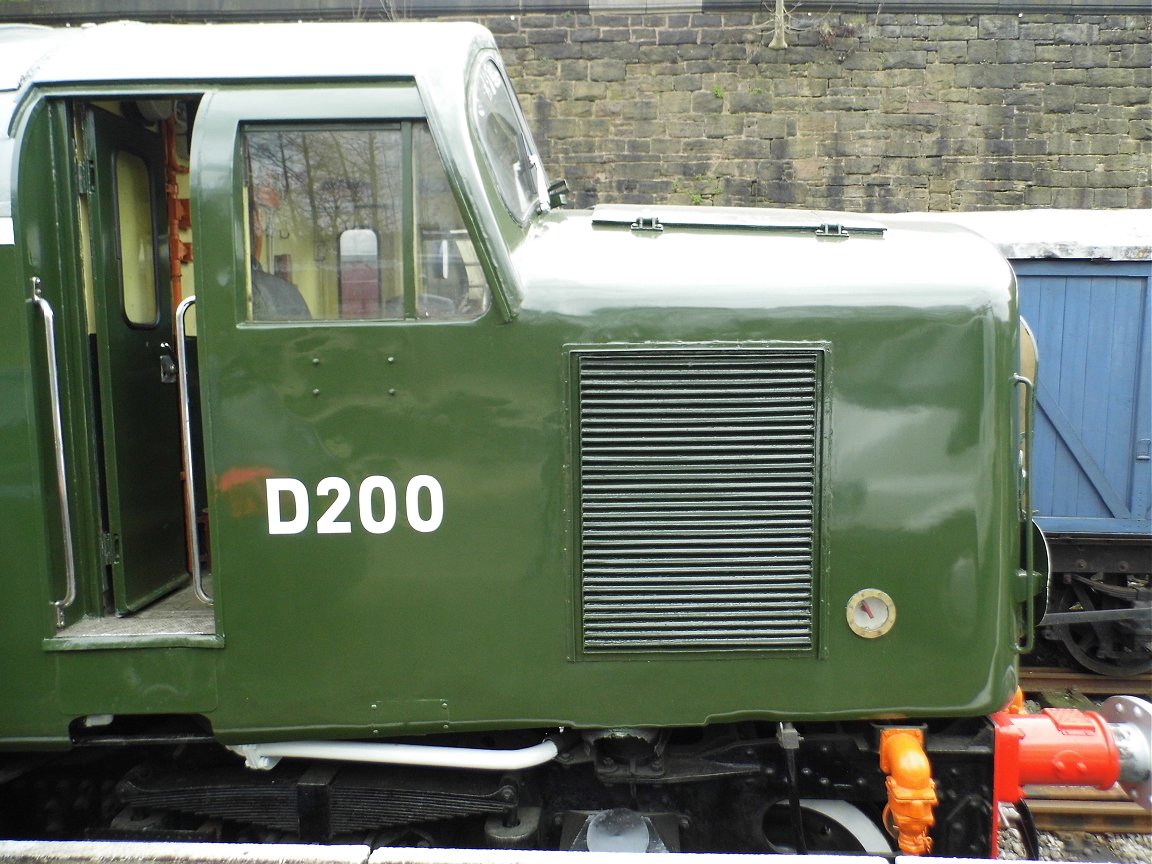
[1,20,1147,857]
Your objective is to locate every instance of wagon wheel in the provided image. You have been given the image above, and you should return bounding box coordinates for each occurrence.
[1049,577,1152,677]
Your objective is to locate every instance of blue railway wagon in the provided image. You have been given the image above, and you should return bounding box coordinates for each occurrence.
[1019,256,1150,540]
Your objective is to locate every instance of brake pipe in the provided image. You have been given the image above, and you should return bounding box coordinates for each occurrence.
[229,738,560,772]
[879,728,937,856]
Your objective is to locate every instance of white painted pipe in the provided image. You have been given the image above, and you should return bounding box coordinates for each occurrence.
[228,739,559,772]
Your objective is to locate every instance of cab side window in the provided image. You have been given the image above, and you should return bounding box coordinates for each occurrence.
[243,122,489,322]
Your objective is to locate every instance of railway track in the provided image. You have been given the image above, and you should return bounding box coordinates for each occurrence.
[1016,667,1152,835]
[1023,786,1151,835]
[1020,666,1152,701]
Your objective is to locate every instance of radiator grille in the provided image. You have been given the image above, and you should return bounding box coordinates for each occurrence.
[576,348,821,653]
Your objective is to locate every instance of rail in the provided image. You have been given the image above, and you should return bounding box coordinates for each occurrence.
[1025,785,1152,834]
[1020,666,1152,699]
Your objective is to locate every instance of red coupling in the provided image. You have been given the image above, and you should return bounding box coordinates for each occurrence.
[992,705,1121,805]
[990,693,1150,858]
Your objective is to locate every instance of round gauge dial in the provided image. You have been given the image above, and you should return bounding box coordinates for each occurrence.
[846,589,896,639]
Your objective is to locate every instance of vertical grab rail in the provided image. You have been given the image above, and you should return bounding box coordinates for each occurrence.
[176,295,211,605]
[1014,372,1037,653]
[30,278,77,627]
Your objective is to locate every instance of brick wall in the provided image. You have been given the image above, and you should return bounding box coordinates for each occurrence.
[477,11,1151,212]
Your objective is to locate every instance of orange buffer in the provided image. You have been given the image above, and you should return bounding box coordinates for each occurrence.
[879,728,937,856]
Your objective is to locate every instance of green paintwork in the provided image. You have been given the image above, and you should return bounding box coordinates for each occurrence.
[0,21,1023,750]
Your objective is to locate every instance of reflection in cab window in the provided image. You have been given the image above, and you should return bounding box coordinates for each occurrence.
[413,125,490,319]
[243,122,489,322]
[339,228,382,318]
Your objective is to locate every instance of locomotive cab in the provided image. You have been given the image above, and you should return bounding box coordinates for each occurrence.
[9,35,529,646]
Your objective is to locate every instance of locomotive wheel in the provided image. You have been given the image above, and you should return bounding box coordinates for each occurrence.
[1050,578,1152,677]
[761,799,892,854]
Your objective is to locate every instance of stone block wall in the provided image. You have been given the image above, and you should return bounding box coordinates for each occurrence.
[475,10,1150,212]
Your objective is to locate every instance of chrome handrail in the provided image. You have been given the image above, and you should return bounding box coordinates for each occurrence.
[30,278,77,627]
[176,295,212,605]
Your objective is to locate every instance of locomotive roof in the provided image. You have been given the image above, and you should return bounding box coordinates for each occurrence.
[0,19,494,93]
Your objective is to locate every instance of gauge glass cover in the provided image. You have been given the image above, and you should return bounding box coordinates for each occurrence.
[846,589,896,638]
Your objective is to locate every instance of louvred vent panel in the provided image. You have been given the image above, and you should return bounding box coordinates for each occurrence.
[576,349,821,653]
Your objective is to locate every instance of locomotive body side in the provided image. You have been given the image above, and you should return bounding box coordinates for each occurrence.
[0,20,1087,857]
[0,22,1023,745]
